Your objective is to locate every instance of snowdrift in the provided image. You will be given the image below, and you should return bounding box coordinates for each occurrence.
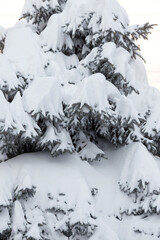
[0,142,160,240]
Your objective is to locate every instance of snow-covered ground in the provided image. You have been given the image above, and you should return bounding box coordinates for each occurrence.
[1,142,160,239]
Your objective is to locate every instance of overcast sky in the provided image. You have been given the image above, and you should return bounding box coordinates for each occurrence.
[0,0,160,88]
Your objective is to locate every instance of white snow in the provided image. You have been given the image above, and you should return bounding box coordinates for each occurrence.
[0,208,10,234]
[3,23,47,79]
[0,90,39,139]
[0,0,160,239]
[10,92,39,137]
[41,0,129,52]
[23,76,63,121]
[0,142,159,239]
[0,54,21,92]
[68,73,120,113]
[12,201,26,235]
[0,91,11,123]
[38,124,59,147]
[41,14,73,52]
[68,73,139,124]
[101,42,131,77]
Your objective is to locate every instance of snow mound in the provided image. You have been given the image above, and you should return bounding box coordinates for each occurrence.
[3,25,47,79]
[119,143,160,195]
[0,54,21,93]
[0,143,160,239]
[0,151,117,239]
[68,73,120,113]
[23,76,63,121]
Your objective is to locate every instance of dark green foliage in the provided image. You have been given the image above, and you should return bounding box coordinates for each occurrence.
[62,221,97,238]
[20,0,68,33]
[84,55,138,95]
[0,229,11,240]
[14,185,36,201]
[128,23,156,41]
[91,188,98,196]
[66,100,139,148]
[0,38,5,53]
[63,22,154,61]
[0,130,39,160]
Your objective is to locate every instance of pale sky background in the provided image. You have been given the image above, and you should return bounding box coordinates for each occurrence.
[0,0,159,89]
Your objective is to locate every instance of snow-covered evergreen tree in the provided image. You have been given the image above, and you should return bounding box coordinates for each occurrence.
[0,0,156,161]
[0,0,160,239]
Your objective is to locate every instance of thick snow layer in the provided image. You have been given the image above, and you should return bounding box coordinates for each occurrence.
[3,23,47,79]
[12,200,26,235]
[0,91,39,137]
[41,14,73,52]
[81,42,139,93]
[38,124,59,147]
[21,0,59,15]
[0,91,11,123]
[119,143,160,195]
[68,73,120,113]
[41,0,129,51]
[101,42,131,77]
[68,73,139,122]
[10,92,39,137]
[1,142,160,239]
[46,52,79,74]
[23,76,63,121]
[45,51,80,86]
[0,0,159,239]
[0,54,21,92]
